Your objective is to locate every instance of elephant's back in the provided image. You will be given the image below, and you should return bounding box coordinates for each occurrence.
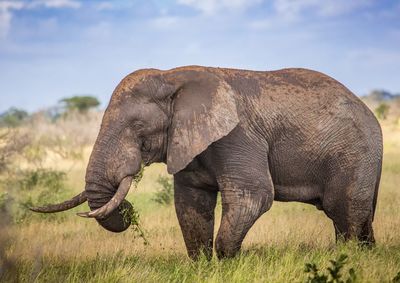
[220,67,380,137]
[221,67,382,182]
[220,67,363,110]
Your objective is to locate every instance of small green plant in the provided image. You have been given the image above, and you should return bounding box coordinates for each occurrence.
[393,271,400,283]
[375,103,390,120]
[304,254,356,283]
[152,175,174,205]
[0,192,7,211]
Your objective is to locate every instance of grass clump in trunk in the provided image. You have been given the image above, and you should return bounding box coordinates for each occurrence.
[120,163,149,245]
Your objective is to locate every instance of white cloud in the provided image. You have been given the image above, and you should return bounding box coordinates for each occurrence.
[150,16,180,29]
[85,21,112,38]
[0,1,24,38]
[177,0,262,15]
[0,0,80,39]
[177,0,372,17]
[273,0,373,21]
[246,0,375,30]
[346,48,400,67]
[95,2,114,11]
[248,19,272,30]
[30,0,81,9]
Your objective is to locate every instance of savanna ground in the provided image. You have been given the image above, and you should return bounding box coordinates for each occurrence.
[0,108,399,282]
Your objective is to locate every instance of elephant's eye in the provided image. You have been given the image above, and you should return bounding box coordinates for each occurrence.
[141,140,151,152]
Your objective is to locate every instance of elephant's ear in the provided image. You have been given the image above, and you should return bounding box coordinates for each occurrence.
[167,71,239,174]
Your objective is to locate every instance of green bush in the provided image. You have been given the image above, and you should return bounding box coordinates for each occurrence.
[0,108,29,127]
[375,103,390,120]
[393,271,400,283]
[18,169,66,192]
[152,175,174,205]
[0,191,7,211]
[4,168,70,223]
[304,254,356,283]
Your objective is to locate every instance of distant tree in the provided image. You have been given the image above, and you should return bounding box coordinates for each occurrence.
[0,108,29,127]
[375,103,390,120]
[60,96,100,113]
[368,90,394,101]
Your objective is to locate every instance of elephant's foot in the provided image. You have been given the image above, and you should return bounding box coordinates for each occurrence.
[333,215,375,247]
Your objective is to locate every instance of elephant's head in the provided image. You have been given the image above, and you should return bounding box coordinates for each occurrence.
[30,67,239,232]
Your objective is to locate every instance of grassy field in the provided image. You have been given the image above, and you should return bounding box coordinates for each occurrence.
[1,122,400,282]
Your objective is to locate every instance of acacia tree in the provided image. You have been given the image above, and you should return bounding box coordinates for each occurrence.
[60,96,100,114]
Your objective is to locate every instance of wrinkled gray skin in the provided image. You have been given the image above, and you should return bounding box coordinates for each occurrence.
[42,66,384,259]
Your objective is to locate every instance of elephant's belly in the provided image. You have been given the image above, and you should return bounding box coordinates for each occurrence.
[268,147,324,208]
[273,184,323,208]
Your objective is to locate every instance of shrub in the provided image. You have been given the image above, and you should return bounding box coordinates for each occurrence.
[4,168,70,223]
[393,271,400,283]
[304,254,356,283]
[0,192,7,211]
[375,103,390,120]
[18,169,66,192]
[152,175,174,205]
[0,108,29,128]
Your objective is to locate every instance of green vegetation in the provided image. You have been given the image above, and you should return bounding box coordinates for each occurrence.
[393,271,400,283]
[152,175,174,205]
[304,254,356,283]
[0,107,29,127]
[375,103,390,120]
[2,244,400,282]
[60,96,100,113]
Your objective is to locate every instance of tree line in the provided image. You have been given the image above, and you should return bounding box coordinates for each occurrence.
[0,95,100,127]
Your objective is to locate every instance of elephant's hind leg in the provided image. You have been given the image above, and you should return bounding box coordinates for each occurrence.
[322,163,379,246]
[174,177,217,260]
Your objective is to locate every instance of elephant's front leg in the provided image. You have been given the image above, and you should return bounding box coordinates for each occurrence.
[214,161,274,258]
[174,178,217,260]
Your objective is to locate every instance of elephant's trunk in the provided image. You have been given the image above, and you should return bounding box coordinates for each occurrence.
[30,128,143,233]
[79,138,143,232]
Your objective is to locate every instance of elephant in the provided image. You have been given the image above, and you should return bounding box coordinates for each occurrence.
[31,66,383,259]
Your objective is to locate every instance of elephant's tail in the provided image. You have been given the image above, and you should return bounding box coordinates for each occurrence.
[371,158,382,221]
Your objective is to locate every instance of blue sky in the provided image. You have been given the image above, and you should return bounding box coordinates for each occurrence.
[0,0,399,112]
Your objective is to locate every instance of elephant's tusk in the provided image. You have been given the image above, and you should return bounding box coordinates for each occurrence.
[30,191,87,213]
[76,176,133,219]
